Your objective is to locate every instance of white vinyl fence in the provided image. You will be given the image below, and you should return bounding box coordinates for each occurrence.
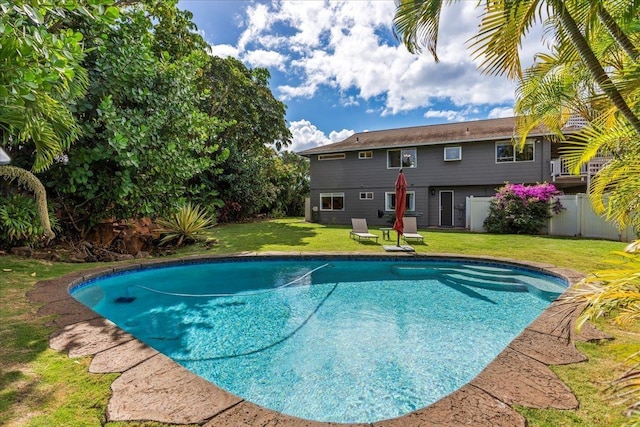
[466,194,636,242]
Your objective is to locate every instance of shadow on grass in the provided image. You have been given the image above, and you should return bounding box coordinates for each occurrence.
[0,319,58,424]
[210,220,321,251]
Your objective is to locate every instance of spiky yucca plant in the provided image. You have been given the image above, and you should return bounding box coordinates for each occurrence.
[564,241,640,425]
[156,203,215,247]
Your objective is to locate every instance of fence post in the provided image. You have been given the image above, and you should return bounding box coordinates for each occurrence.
[466,196,472,230]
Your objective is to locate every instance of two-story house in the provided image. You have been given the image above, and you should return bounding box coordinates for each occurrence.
[298,116,604,228]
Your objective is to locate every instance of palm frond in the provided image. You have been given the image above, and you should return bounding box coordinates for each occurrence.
[471,0,545,79]
[393,0,449,59]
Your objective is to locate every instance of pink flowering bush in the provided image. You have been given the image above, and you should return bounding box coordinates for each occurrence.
[484,183,564,234]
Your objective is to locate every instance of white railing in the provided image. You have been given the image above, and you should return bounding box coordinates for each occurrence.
[550,156,609,181]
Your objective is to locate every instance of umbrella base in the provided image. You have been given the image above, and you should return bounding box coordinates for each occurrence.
[383,245,415,252]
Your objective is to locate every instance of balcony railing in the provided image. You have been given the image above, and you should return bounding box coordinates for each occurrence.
[550,156,610,186]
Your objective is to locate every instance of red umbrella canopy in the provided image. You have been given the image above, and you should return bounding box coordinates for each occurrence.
[393,170,407,239]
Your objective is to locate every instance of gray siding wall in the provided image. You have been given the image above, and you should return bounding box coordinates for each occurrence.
[308,138,552,228]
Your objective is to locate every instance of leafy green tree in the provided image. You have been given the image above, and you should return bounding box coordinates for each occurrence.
[44,5,226,234]
[144,0,209,60]
[271,151,310,217]
[0,0,118,240]
[204,57,291,152]
[214,145,279,222]
[195,56,293,221]
[0,0,118,171]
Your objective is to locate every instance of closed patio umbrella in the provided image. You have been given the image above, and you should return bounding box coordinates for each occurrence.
[393,170,407,246]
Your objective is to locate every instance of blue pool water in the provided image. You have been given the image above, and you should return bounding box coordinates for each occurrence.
[71,257,567,423]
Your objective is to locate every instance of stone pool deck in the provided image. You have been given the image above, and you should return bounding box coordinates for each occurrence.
[27,252,612,427]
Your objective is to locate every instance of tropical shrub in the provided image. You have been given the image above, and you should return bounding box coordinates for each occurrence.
[156,203,215,247]
[565,242,640,426]
[484,182,563,234]
[0,194,59,247]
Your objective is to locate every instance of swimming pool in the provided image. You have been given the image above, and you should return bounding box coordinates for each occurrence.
[71,257,568,424]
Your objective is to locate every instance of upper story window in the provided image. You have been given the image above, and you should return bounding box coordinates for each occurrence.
[320,193,344,211]
[318,153,346,161]
[359,192,374,200]
[387,148,417,168]
[359,151,373,159]
[444,146,462,161]
[385,191,415,211]
[495,140,534,163]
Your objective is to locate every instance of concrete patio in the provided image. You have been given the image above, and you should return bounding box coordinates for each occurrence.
[27,252,612,426]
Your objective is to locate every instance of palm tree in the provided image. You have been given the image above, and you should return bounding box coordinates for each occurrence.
[393,0,640,135]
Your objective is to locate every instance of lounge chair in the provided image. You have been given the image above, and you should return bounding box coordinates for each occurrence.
[402,217,424,243]
[350,218,379,243]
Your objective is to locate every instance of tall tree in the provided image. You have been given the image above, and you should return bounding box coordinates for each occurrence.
[0,0,118,239]
[45,4,226,234]
[393,0,640,135]
[196,56,293,221]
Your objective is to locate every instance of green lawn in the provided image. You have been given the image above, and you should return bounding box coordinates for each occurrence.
[1,218,636,426]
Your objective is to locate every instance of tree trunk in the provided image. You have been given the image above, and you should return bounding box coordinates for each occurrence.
[0,165,55,240]
[597,6,639,61]
[552,0,640,136]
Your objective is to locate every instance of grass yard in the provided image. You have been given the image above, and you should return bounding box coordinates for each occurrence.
[1,218,637,426]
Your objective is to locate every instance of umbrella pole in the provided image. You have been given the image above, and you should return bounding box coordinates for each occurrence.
[397,231,400,247]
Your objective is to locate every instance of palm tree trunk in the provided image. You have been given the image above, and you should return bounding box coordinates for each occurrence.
[597,6,639,61]
[552,0,640,136]
[0,165,55,240]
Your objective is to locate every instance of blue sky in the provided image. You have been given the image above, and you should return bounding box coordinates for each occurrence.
[178,0,546,152]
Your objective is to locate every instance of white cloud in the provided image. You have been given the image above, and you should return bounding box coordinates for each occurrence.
[278,83,318,100]
[237,3,274,52]
[208,44,240,59]
[424,110,469,122]
[243,49,288,71]
[203,0,548,150]
[289,119,354,152]
[488,107,515,119]
[328,128,354,143]
[226,1,538,116]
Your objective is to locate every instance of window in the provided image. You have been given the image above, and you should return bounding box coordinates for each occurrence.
[496,141,534,163]
[387,148,417,168]
[318,153,345,160]
[444,146,462,161]
[359,151,373,159]
[359,192,374,200]
[320,193,344,211]
[385,191,415,211]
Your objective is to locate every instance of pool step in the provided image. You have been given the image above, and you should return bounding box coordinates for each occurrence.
[390,264,565,299]
[443,273,527,292]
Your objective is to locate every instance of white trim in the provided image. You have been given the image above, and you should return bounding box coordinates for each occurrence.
[444,146,462,161]
[358,151,373,159]
[495,140,535,163]
[359,192,374,200]
[387,148,417,169]
[319,192,345,211]
[384,191,415,211]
